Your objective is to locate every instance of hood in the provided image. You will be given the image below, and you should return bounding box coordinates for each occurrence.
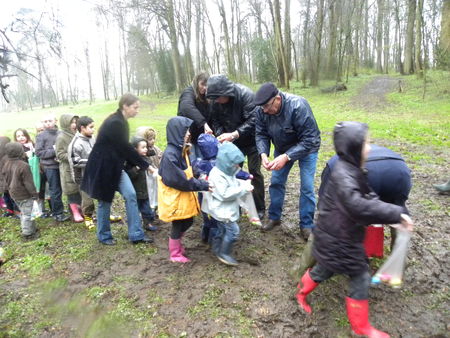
[5,142,24,159]
[333,121,368,167]
[215,142,245,176]
[60,114,78,134]
[0,136,11,160]
[166,116,193,148]
[197,134,219,160]
[206,75,235,99]
[131,136,147,148]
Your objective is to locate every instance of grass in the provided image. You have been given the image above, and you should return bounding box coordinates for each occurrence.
[0,71,449,336]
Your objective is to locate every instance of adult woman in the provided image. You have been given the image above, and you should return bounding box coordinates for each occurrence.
[177,72,212,159]
[81,93,152,245]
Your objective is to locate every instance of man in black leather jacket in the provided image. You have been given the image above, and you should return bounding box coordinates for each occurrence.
[206,75,265,218]
[254,83,321,239]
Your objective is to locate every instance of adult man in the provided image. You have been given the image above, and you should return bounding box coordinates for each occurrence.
[254,83,320,240]
[35,115,70,222]
[206,74,265,218]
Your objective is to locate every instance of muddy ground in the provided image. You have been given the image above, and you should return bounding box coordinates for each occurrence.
[1,77,449,337]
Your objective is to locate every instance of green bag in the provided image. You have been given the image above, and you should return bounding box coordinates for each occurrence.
[28,155,41,191]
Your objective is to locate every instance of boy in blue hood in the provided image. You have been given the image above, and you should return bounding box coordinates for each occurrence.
[204,142,254,265]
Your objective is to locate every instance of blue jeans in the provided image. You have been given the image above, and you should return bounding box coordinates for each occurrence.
[45,168,64,216]
[216,221,240,243]
[97,171,145,242]
[268,152,318,229]
[137,198,155,223]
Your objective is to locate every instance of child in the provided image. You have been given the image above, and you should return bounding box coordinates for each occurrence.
[193,133,258,248]
[135,126,162,223]
[296,122,413,337]
[14,128,35,158]
[56,114,83,223]
[158,117,210,263]
[35,115,69,222]
[68,116,96,229]
[125,137,157,233]
[0,136,19,218]
[1,143,39,239]
[202,142,253,266]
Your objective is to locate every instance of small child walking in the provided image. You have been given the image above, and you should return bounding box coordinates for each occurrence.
[68,116,96,229]
[1,143,39,239]
[125,137,157,233]
[158,117,210,263]
[203,142,254,266]
[296,122,413,337]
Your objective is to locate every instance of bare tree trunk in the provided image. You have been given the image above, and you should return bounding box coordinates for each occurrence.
[85,45,94,104]
[376,0,384,73]
[363,0,369,66]
[270,0,290,88]
[327,0,337,78]
[284,0,291,79]
[393,0,404,73]
[195,0,201,72]
[404,0,416,74]
[218,0,236,78]
[301,0,311,87]
[166,0,185,92]
[310,0,324,86]
[203,0,220,72]
[383,0,390,73]
[415,0,424,78]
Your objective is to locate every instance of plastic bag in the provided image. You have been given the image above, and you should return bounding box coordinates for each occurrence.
[28,155,41,191]
[146,170,158,208]
[371,227,412,288]
[238,191,261,226]
[31,200,42,220]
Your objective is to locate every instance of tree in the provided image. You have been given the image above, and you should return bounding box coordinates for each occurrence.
[404,0,416,74]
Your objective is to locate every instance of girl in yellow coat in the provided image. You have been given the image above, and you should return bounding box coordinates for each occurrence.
[158,117,210,263]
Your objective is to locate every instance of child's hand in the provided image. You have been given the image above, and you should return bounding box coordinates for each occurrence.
[248,175,254,180]
[400,214,414,231]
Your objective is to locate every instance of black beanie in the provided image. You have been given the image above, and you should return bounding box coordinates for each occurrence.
[254,82,279,106]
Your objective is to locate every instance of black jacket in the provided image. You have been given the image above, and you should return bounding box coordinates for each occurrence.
[206,75,257,150]
[159,116,209,192]
[255,92,320,160]
[177,85,210,144]
[35,128,59,169]
[313,122,403,275]
[81,110,149,202]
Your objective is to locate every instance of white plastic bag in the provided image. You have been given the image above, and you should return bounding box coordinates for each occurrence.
[371,227,412,288]
[146,169,158,209]
[31,200,42,220]
[238,191,261,226]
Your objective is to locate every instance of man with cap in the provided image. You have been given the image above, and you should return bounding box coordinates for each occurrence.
[206,74,265,219]
[254,83,320,240]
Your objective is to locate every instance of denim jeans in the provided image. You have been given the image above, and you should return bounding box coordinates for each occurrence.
[45,168,64,216]
[268,151,318,229]
[137,198,155,223]
[97,171,145,242]
[310,263,371,300]
[216,221,240,243]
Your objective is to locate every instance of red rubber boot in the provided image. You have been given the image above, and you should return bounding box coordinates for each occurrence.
[346,297,390,338]
[295,268,319,314]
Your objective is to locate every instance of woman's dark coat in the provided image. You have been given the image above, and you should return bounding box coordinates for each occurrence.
[313,122,403,276]
[177,86,210,145]
[81,110,149,202]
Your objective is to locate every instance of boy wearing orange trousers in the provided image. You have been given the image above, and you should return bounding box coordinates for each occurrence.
[296,122,413,338]
[158,117,210,263]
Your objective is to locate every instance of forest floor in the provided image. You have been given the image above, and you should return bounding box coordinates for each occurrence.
[0,75,449,338]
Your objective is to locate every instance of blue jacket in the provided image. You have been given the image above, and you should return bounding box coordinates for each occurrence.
[320,145,411,210]
[255,92,321,160]
[192,134,252,180]
[159,117,209,192]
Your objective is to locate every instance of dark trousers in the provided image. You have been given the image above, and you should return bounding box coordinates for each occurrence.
[241,147,265,213]
[67,192,82,205]
[137,198,155,223]
[310,263,371,300]
[3,191,18,212]
[171,217,194,240]
[45,168,64,216]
